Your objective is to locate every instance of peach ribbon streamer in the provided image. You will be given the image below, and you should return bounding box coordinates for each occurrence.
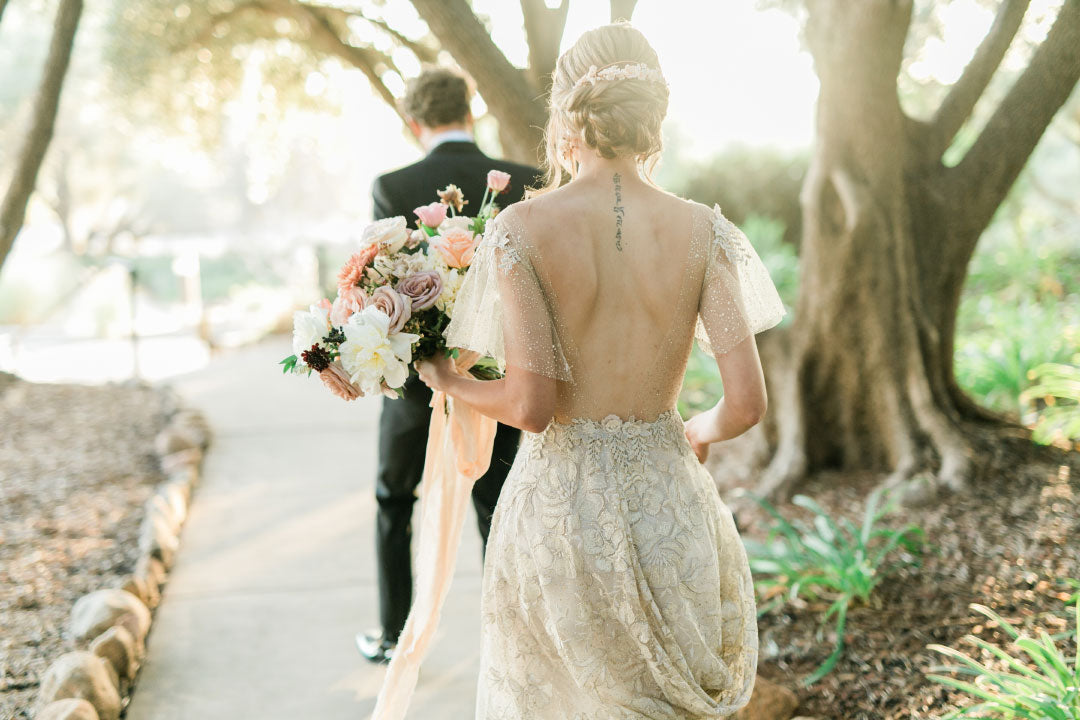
[372,363,497,720]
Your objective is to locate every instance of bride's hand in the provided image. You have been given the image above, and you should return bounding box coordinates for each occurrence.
[416,353,458,392]
[683,411,712,464]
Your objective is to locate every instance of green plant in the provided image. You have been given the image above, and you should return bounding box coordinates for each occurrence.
[955,204,1080,417]
[1022,356,1080,448]
[743,488,925,685]
[927,581,1080,719]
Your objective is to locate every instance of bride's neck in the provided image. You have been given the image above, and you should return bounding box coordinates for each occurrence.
[572,152,641,184]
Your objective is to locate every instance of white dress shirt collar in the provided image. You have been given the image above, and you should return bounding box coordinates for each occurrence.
[427,129,475,152]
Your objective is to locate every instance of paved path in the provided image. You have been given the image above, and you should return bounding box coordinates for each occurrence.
[126,336,484,720]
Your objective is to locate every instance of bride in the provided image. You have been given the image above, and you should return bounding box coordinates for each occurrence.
[416,22,784,720]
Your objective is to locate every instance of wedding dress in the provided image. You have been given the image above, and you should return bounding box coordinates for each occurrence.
[444,198,785,719]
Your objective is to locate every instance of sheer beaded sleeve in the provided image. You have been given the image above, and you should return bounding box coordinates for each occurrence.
[445,209,572,381]
[695,205,786,356]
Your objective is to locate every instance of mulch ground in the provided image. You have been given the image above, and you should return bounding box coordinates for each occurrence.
[715,432,1080,720]
[0,373,174,720]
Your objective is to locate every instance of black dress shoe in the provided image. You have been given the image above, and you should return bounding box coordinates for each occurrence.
[356,630,396,664]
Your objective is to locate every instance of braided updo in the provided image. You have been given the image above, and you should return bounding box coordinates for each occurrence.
[530,23,669,196]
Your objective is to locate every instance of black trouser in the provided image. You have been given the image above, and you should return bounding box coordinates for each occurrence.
[374,374,520,643]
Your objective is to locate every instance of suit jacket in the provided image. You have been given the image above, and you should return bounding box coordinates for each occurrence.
[372,140,540,223]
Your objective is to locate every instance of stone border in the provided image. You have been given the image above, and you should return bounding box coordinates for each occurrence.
[33,408,211,720]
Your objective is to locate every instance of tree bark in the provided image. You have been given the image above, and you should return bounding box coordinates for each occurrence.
[0,0,83,274]
[521,0,569,96]
[925,0,1031,160]
[762,0,1079,500]
[610,0,639,22]
[409,0,548,164]
[0,0,10,27]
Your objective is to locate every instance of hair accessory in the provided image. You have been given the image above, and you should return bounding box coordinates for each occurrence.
[573,62,667,91]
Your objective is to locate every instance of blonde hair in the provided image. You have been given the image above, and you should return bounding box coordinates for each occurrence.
[528,23,669,198]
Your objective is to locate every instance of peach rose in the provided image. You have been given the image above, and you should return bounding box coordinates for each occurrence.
[487,170,511,194]
[330,285,367,327]
[413,202,447,229]
[369,286,412,334]
[316,298,333,312]
[319,364,361,401]
[430,227,479,269]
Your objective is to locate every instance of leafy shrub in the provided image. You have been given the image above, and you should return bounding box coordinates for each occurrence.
[1022,356,1080,448]
[955,206,1080,416]
[928,580,1080,719]
[744,489,925,685]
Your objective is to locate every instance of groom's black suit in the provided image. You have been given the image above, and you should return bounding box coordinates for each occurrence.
[372,140,540,642]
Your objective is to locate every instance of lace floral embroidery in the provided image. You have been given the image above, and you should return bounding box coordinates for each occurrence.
[711,204,754,266]
[477,410,758,719]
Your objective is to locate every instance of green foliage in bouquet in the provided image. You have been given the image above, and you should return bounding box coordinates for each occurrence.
[743,489,925,686]
[927,580,1080,719]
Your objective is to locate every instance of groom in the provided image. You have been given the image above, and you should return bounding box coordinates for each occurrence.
[357,67,540,664]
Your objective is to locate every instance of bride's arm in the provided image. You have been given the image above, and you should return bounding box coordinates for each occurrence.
[416,355,556,433]
[684,335,768,462]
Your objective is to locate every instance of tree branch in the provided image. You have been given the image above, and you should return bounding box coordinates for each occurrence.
[0,0,83,273]
[952,0,1080,243]
[357,12,439,64]
[409,0,548,163]
[521,0,568,95]
[610,0,639,22]
[299,2,440,64]
[926,0,1031,160]
[291,2,405,121]
[0,0,11,27]
[179,0,408,126]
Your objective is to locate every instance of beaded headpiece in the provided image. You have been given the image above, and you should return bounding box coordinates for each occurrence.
[572,62,667,91]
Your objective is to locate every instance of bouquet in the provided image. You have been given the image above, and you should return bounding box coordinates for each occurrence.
[279,170,513,400]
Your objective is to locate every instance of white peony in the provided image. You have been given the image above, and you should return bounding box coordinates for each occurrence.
[362,216,409,254]
[292,304,331,365]
[338,306,420,395]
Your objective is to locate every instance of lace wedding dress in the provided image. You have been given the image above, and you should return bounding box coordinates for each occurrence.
[445,198,785,719]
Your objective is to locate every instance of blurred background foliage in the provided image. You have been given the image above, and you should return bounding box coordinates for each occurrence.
[1,0,1077,435]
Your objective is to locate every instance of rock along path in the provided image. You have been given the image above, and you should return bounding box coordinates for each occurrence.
[126,336,484,720]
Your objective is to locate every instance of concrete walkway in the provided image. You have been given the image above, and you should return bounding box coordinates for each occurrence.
[126,336,484,720]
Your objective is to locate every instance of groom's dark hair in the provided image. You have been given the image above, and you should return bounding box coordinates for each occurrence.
[401,67,472,128]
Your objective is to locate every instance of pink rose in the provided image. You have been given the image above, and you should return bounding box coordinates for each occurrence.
[369,286,412,333]
[430,227,479,269]
[319,363,361,401]
[395,271,443,311]
[487,170,511,194]
[316,298,333,312]
[414,202,447,229]
[330,285,367,326]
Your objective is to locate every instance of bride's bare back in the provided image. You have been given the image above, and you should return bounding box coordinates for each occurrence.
[507,175,707,422]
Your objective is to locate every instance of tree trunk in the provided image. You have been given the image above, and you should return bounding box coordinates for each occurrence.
[760,0,1080,500]
[410,0,548,164]
[0,0,10,27]
[610,0,639,22]
[0,0,83,274]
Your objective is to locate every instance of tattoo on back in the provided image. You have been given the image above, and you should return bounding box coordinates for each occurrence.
[613,173,625,252]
